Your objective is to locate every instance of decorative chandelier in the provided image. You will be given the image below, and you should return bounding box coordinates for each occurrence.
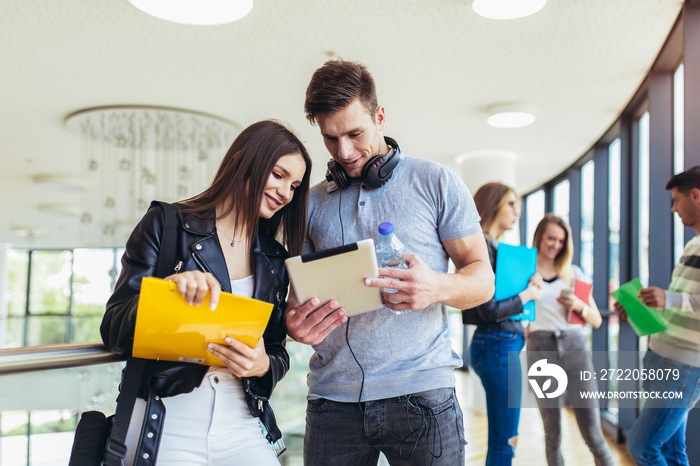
[65,105,239,247]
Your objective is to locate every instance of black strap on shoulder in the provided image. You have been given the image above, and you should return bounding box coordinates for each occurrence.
[154,201,180,279]
[103,201,180,465]
[103,358,146,466]
[133,388,165,465]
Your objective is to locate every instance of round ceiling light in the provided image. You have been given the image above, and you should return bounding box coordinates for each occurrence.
[128,0,253,26]
[472,0,547,20]
[486,103,536,128]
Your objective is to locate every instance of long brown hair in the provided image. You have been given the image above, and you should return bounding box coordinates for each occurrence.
[181,120,312,256]
[473,182,517,240]
[532,213,574,282]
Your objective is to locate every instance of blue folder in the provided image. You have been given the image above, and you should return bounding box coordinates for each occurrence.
[494,243,537,321]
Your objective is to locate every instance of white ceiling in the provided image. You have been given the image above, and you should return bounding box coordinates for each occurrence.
[0,0,684,248]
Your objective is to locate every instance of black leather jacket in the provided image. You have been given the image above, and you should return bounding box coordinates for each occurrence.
[101,201,290,424]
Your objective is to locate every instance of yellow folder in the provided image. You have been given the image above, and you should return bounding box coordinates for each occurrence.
[133,277,274,367]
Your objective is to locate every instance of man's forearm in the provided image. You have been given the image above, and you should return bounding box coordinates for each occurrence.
[439,260,494,309]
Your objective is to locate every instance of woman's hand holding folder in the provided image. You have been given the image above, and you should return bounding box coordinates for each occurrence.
[164,270,221,309]
[208,337,271,378]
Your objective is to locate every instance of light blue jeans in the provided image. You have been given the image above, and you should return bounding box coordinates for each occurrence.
[627,350,700,466]
[470,328,525,465]
[303,387,466,465]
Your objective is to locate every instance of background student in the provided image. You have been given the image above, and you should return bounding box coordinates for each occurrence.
[463,181,542,465]
[527,213,613,466]
[614,166,700,465]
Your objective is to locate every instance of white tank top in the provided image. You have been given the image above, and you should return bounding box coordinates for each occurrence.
[208,274,255,375]
[230,274,254,299]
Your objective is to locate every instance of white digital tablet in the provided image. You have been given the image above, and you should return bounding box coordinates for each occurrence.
[285,239,383,316]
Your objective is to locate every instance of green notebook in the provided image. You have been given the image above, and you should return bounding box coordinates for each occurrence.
[610,278,668,336]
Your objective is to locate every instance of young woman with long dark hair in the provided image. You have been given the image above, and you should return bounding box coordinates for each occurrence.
[101,120,312,465]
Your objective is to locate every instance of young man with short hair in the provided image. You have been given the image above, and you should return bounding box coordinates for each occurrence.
[285,59,494,465]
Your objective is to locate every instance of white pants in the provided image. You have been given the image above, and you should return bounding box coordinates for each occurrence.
[124,369,280,465]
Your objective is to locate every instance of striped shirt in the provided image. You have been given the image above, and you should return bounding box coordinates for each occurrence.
[650,235,700,367]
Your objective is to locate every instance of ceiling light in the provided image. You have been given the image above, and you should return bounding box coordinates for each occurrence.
[486,103,536,128]
[128,0,253,26]
[472,0,547,20]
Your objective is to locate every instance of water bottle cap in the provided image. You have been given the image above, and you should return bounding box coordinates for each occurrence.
[378,222,394,235]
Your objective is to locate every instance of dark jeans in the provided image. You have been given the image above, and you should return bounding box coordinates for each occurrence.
[627,350,700,465]
[470,328,525,466]
[303,387,466,465]
[526,331,613,466]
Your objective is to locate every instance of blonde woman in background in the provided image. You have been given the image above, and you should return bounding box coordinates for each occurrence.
[527,213,613,466]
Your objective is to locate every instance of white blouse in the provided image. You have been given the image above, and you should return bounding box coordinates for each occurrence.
[530,266,588,332]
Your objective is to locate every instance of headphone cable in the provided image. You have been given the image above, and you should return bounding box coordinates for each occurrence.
[344,317,443,464]
[338,188,344,246]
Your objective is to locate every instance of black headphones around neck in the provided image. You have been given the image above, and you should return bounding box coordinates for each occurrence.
[325,136,402,190]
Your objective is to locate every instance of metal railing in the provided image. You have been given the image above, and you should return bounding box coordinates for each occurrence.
[0,342,125,376]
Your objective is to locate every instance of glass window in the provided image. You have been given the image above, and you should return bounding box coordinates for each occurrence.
[525,190,545,247]
[608,139,622,312]
[28,251,73,316]
[673,63,685,264]
[608,139,622,414]
[580,160,595,278]
[25,316,68,346]
[639,112,651,287]
[3,248,123,348]
[3,250,29,349]
[71,249,119,343]
[22,251,73,347]
[553,179,570,224]
[6,250,28,318]
[608,138,621,312]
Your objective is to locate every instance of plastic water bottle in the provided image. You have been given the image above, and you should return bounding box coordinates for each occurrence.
[375,222,409,314]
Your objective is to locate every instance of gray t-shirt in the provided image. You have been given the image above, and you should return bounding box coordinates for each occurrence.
[303,155,481,402]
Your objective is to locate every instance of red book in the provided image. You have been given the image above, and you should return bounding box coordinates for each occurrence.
[569,279,592,326]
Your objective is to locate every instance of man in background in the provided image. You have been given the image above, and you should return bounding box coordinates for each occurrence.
[614,165,700,465]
